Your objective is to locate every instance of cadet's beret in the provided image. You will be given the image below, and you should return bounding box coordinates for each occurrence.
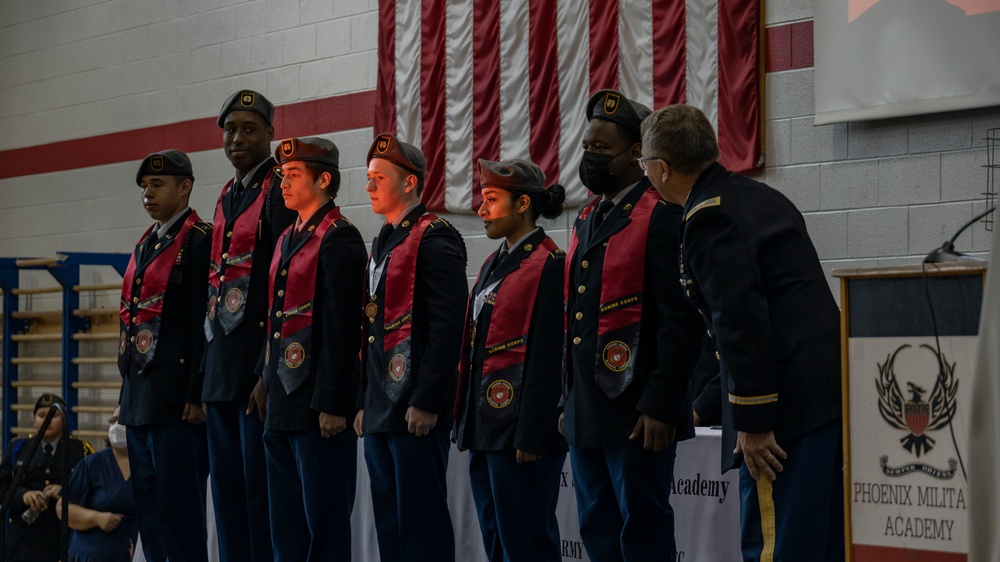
[34,393,66,415]
[217,89,275,127]
[275,137,340,168]
[136,150,194,186]
[586,89,651,136]
[367,133,426,180]
[478,158,546,193]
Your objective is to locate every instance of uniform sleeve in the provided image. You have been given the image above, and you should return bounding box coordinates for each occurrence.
[408,224,468,414]
[685,207,778,433]
[311,226,368,417]
[513,253,566,454]
[635,202,705,425]
[0,440,28,512]
[185,228,212,404]
[691,340,722,425]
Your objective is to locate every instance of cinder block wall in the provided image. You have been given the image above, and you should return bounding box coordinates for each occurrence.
[0,0,996,293]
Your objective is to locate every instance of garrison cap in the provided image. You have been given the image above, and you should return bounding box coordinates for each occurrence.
[34,393,66,415]
[217,89,275,127]
[275,137,340,168]
[136,150,194,186]
[367,133,426,180]
[478,158,546,193]
[586,89,651,136]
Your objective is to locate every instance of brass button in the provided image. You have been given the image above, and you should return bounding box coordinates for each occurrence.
[226,231,233,238]
[220,275,226,282]
[715,351,721,360]
[368,335,375,343]
[259,322,265,327]
[132,318,137,324]
[280,269,287,277]
[135,278,142,285]
[217,296,223,303]
[132,297,139,304]
[180,358,185,364]
[577,285,585,294]
[685,290,691,297]
[130,337,135,343]
[277,289,285,297]
[706,330,712,337]
[573,336,581,345]
[575,312,583,321]
[275,311,283,318]
[273,332,281,340]
[222,252,229,259]
[581,260,589,269]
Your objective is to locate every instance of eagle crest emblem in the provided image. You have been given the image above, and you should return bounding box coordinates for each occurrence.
[876,344,958,458]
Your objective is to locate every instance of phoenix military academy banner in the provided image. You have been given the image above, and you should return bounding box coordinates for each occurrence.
[836,264,987,562]
[374,0,762,213]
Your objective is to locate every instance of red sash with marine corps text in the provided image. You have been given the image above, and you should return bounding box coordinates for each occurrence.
[364,213,436,404]
[207,169,273,335]
[565,188,658,399]
[119,211,201,376]
[264,206,343,394]
[456,236,556,429]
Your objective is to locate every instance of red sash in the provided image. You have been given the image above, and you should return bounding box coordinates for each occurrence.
[364,213,436,404]
[456,237,556,428]
[565,188,658,398]
[264,207,344,394]
[207,167,275,335]
[119,211,201,375]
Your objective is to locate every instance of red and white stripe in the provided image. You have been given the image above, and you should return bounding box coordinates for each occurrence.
[375,0,761,213]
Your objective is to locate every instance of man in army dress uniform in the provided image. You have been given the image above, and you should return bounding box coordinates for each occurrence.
[204,90,295,562]
[353,134,467,562]
[641,104,844,561]
[119,149,212,562]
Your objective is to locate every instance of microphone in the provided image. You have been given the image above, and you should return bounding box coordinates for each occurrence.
[923,206,995,263]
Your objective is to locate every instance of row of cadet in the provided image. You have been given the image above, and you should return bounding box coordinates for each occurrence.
[2,87,843,562]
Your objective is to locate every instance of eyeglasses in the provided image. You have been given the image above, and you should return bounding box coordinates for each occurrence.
[637,157,668,172]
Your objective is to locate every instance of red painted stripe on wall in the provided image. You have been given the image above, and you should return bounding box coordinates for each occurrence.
[765,20,813,72]
[0,21,811,181]
[0,91,375,180]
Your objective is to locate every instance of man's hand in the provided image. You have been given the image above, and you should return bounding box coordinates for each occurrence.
[97,512,124,532]
[734,430,787,481]
[319,413,347,438]
[353,410,365,438]
[405,406,437,437]
[515,449,540,463]
[182,403,205,424]
[246,377,267,422]
[628,414,676,452]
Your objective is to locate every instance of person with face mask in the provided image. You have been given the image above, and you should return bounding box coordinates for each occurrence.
[57,419,138,562]
[0,394,92,562]
[454,159,567,562]
[560,89,705,561]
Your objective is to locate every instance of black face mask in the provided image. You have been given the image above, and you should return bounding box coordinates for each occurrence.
[579,147,630,195]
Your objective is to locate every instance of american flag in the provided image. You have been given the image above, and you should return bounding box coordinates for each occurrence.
[375,0,762,213]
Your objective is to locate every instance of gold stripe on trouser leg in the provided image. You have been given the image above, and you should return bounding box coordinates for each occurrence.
[756,477,776,562]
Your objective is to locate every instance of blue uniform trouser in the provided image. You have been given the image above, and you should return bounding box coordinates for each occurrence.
[570,442,678,562]
[739,420,844,562]
[263,428,357,562]
[126,422,208,562]
[205,401,272,562]
[363,428,455,562]
[468,449,565,562]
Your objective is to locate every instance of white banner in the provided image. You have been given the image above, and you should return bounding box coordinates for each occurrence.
[814,1,1000,124]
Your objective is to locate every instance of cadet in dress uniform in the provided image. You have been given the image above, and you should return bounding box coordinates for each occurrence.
[119,149,211,562]
[454,159,567,562]
[353,134,467,562]
[1,394,91,562]
[562,90,704,561]
[641,104,844,561]
[204,90,295,562]
[256,137,367,562]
